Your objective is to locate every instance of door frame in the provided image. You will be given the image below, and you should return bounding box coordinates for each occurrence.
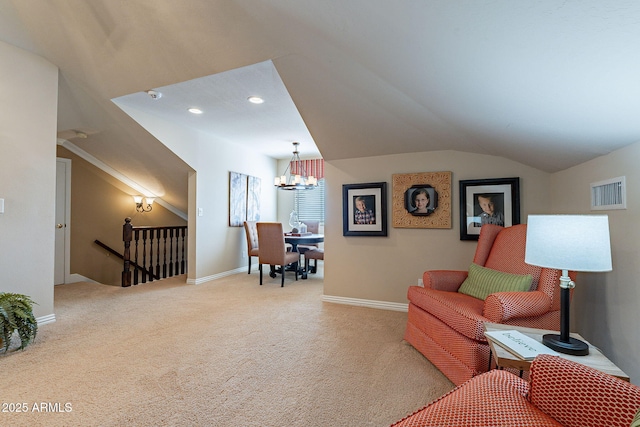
[55,158,71,285]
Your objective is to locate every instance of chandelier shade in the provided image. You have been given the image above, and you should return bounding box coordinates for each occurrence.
[274,142,319,190]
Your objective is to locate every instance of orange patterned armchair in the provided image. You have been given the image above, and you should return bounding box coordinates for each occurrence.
[392,354,640,427]
[404,224,573,385]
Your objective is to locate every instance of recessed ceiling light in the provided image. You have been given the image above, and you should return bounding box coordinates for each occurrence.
[247,96,264,104]
[188,107,203,114]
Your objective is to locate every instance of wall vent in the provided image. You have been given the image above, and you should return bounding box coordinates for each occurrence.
[590,176,626,210]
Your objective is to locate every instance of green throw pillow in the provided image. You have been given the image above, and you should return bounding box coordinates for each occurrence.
[631,408,640,427]
[458,263,532,301]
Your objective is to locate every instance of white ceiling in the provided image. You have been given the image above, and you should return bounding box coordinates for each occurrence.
[113,60,320,160]
[2,1,640,213]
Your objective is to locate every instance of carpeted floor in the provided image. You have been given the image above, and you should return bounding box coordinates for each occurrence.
[1,268,453,426]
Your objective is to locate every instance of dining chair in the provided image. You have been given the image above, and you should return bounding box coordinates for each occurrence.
[304,248,324,274]
[297,220,320,268]
[243,221,260,274]
[257,222,299,286]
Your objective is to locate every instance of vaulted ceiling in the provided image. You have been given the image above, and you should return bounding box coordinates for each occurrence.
[2,1,640,214]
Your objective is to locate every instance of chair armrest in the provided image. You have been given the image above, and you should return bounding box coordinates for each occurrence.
[529,354,640,427]
[422,270,468,292]
[391,369,531,427]
[483,291,552,323]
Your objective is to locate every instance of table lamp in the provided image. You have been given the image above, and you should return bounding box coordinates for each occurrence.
[525,215,612,356]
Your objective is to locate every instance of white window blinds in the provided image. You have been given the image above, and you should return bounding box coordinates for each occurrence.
[294,179,325,223]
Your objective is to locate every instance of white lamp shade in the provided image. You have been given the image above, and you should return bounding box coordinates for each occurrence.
[525,215,612,272]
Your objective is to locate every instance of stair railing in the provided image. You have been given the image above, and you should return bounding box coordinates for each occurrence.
[122,217,187,287]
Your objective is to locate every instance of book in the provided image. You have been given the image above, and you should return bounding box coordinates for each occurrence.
[484,329,558,360]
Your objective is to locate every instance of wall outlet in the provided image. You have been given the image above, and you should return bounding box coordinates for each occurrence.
[242,250,247,258]
[418,278,424,287]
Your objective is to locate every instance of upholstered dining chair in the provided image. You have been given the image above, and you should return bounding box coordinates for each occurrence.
[256,222,299,286]
[304,248,324,274]
[301,220,320,234]
[297,220,320,269]
[243,221,260,274]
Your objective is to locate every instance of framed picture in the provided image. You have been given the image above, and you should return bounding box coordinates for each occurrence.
[246,175,261,221]
[392,171,452,229]
[229,172,247,227]
[459,177,520,240]
[342,182,387,236]
[229,172,261,226]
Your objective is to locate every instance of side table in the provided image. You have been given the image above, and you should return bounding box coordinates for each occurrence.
[483,322,629,382]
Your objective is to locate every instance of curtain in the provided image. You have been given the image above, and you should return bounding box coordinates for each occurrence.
[290,159,324,179]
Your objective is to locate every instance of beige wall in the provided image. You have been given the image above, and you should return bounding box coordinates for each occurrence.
[114,103,279,283]
[323,150,552,303]
[56,146,187,286]
[0,41,58,318]
[550,141,640,383]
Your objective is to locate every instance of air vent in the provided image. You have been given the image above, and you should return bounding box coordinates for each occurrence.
[591,176,626,210]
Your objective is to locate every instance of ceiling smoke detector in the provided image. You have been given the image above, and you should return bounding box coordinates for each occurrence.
[146,90,162,99]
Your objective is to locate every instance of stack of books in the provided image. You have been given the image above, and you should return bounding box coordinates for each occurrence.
[484,329,558,360]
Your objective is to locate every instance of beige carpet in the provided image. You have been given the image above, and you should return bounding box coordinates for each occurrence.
[1,268,453,426]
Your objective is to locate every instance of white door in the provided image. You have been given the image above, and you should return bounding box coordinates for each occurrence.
[55,158,71,285]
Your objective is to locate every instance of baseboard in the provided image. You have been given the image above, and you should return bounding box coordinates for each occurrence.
[65,273,98,284]
[37,313,56,326]
[322,295,409,312]
[187,267,246,285]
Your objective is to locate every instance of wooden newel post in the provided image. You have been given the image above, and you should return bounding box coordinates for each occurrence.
[122,217,133,287]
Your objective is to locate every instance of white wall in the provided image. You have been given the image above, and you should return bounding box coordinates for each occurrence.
[550,141,640,384]
[323,150,552,304]
[276,158,296,224]
[0,41,58,318]
[112,104,278,282]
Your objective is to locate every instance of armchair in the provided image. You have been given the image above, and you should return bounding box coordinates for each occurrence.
[404,224,572,385]
[391,354,640,427]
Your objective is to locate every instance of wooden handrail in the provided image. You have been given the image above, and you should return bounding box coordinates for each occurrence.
[121,217,188,287]
[94,240,159,280]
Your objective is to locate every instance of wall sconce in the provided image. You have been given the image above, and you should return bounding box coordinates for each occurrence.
[133,195,155,213]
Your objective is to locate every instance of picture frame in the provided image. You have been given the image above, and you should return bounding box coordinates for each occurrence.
[229,171,247,227]
[342,182,388,236]
[246,175,261,222]
[459,177,520,240]
[229,172,261,226]
[392,171,452,229]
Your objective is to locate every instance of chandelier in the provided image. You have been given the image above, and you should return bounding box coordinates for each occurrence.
[274,142,318,190]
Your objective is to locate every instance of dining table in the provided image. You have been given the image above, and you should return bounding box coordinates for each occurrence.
[284,233,324,279]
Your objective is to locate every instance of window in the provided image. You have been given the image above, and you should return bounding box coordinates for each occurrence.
[295,179,325,223]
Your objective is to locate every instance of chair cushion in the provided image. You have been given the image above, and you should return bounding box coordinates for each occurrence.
[631,408,640,427]
[459,263,532,301]
[304,249,324,260]
[407,286,487,341]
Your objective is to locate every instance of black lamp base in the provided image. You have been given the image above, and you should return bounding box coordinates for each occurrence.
[542,333,589,356]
